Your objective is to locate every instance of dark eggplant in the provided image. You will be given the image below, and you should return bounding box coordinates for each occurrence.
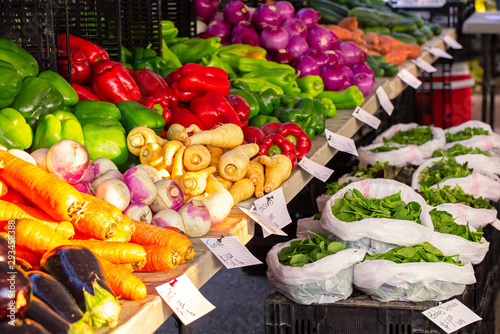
[40,245,121,329]
[26,296,72,334]
[26,271,84,324]
[0,318,50,333]
[15,258,33,272]
[0,262,32,323]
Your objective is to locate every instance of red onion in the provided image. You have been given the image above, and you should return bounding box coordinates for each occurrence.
[285,35,309,59]
[296,55,320,78]
[339,41,363,67]
[351,72,374,96]
[196,0,221,23]
[341,65,354,80]
[330,31,340,50]
[280,18,307,38]
[224,0,249,25]
[260,25,289,52]
[210,11,225,23]
[275,1,295,20]
[295,8,320,29]
[325,50,345,67]
[320,64,346,91]
[231,28,261,46]
[351,61,375,79]
[273,49,296,66]
[341,79,352,91]
[305,49,329,67]
[198,31,214,39]
[252,4,283,30]
[307,26,334,51]
[206,20,232,41]
[232,20,256,35]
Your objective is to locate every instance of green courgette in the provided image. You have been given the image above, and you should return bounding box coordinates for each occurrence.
[391,18,419,33]
[411,29,428,45]
[317,7,344,24]
[420,24,434,39]
[388,32,418,44]
[429,23,442,35]
[379,62,399,77]
[348,7,405,28]
[364,26,391,34]
[396,10,425,27]
[310,0,349,16]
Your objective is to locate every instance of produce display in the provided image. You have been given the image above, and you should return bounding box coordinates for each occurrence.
[431,143,491,158]
[417,185,492,209]
[429,208,483,243]
[445,126,490,143]
[417,157,472,188]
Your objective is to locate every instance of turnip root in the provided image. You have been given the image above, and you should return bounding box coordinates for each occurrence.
[178,200,211,237]
[122,166,157,205]
[192,175,233,226]
[95,178,131,212]
[152,209,185,231]
[91,157,118,179]
[124,203,153,223]
[30,148,49,171]
[80,164,95,183]
[92,169,123,190]
[72,182,95,195]
[150,179,184,213]
[136,164,162,183]
[46,140,90,184]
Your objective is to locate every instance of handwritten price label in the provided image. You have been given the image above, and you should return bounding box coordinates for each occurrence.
[353,106,381,129]
[398,69,422,89]
[298,157,334,182]
[413,58,437,73]
[376,86,394,116]
[325,129,358,156]
[156,274,215,326]
[425,47,453,59]
[422,299,481,333]
[442,35,463,49]
[201,236,262,269]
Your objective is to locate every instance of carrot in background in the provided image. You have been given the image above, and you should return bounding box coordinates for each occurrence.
[98,256,148,300]
[338,16,358,30]
[326,25,353,41]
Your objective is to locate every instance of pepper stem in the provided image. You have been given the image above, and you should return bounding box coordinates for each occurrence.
[285,135,297,146]
[268,145,282,157]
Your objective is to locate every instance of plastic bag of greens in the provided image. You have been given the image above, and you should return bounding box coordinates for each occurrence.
[354,260,476,302]
[411,156,500,201]
[443,120,500,151]
[358,123,445,167]
[320,179,434,249]
[430,203,497,230]
[266,239,366,305]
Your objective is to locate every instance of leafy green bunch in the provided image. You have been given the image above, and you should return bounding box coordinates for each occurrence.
[364,241,463,265]
[370,144,402,153]
[429,208,483,243]
[278,232,347,267]
[418,157,472,187]
[383,126,434,145]
[445,127,490,143]
[432,143,491,158]
[417,185,491,209]
[331,189,422,224]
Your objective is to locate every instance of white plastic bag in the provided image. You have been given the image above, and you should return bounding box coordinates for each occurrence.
[354,260,476,302]
[320,179,434,246]
[431,203,498,229]
[443,120,500,151]
[411,157,500,201]
[296,216,330,239]
[316,194,332,212]
[266,240,366,305]
[358,123,445,167]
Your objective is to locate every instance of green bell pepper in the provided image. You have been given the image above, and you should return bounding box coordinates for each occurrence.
[315,96,337,118]
[317,86,365,110]
[275,107,315,138]
[133,56,171,75]
[312,100,326,135]
[116,100,166,136]
[255,89,281,116]
[161,20,179,43]
[0,38,39,79]
[32,110,84,150]
[38,71,79,107]
[229,89,260,120]
[241,68,299,94]
[82,120,128,166]
[0,61,22,108]
[10,76,64,129]
[74,100,122,122]
[201,54,236,80]
[248,115,280,128]
[292,98,320,139]
[171,37,222,64]
[280,94,301,108]
[287,80,301,95]
[0,107,33,150]
[234,77,284,95]
[132,43,156,64]
[298,92,314,100]
[296,75,324,97]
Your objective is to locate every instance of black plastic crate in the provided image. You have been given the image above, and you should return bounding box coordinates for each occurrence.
[162,0,196,38]
[0,0,58,73]
[220,0,267,8]
[121,0,162,55]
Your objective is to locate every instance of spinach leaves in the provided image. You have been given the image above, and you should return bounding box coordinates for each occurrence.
[418,157,472,187]
[429,208,483,243]
[417,185,491,209]
[432,143,491,158]
[445,127,490,143]
[364,241,463,266]
[331,189,422,224]
[383,126,433,145]
[278,232,347,267]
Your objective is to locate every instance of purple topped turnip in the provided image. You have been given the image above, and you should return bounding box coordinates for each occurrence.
[46,140,90,184]
[150,179,184,213]
[122,166,157,205]
[178,200,212,237]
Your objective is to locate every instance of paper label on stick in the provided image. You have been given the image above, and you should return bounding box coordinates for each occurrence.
[422,299,481,333]
[353,106,381,129]
[325,129,358,156]
[376,86,394,115]
[425,47,453,59]
[298,157,334,182]
[442,35,463,49]
[398,69,422,89]
[201,236,262,268]
[156,274,215,326]
[414,58,438,73]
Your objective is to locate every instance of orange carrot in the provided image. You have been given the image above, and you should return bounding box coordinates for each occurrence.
[383,50,408,65]
[75,192,121,239]
[98,256,147,300]
[135,245,181,272]
[71,239,146,264]
[378,34,404,46]
[0,180,7,198]
[14,218,72,252]
[337,17,358,30]
[0,150,84,222]
[361,32,380,46]
[351,28,365,45]
[16,204,75,238]
[130,219,195,262]
[81,192,124,223]
[327,25,353,41]
[0,187,29,205]
[0,200,37,221]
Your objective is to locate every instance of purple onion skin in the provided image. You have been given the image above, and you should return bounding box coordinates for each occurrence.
[351,61,375,78]
[281,18,307,38]
[295,8,320,29]
[260,26,289,52]
[325,50,345,67]
[307,26,334,51]
[351,72,375,96]
[224,0,249,25]
[196,0,221,23]
[330,31,340,50]
[206,20,232,41]
[296,55,320,78]
[122,166,156,205]
[286,35,309,59]
[341,65,354,80]
[273,49,296,66]
[339,41,363,67]
[305,49,329,67]
[320,64,346,91]
[252,4,283,30]
[275,1,295,20]
[231,28,261,46]
[232,20,256,35]
[341,79,352,91]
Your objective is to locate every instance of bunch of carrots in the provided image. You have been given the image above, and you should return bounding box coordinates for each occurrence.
[323,17,422,65]
[129,123,293,205]
[0,149,195,301]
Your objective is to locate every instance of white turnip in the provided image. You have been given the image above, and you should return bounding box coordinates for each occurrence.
[91,157,118,179]
[122,166,157,205]
[30,148,49,171]
[124,203,153,223]
[152,209,185,231]
[178,200,211,237]
[92,169,123,190]
[9,149,36,165]
[135,164,162,183]
[150,179,184,213]
[95,178,130,212]
[46,140,90,184]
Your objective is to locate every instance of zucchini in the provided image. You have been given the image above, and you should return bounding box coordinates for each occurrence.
[364,26,391,34]
[396,10,425,27]
[366,60,385,77]
[388,32,418,44]
[367,54,386,62]
[391,18,419,33]
[310,0,349,16]
[420,25,434,39]
[348,7,405,28]
[379,62,399,77]
[429,23,442,35]
[317,7,344,24]
[411,29,428,45]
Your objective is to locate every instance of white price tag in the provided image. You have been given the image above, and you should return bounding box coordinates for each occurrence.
[156,274,215,326]
[352,106,381,129]
[413,58,437,73]
[201,236,262,269]
[425,47,453,59]
[298,157,334,182]
[422,299,481,333]
[398,69,422,89]
[442,35,463,49]
[239,206,287,237]
[325,129,358,156]
[376,86,394,116]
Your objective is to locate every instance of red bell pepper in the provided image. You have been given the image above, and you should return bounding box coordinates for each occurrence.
[166,106,206,131]
[190,91,241,130]
[58,34,109,65]
[261,122,282,136]
[131,69,178,115]
[170,81,202,103]
[276,123,312,161]
[72,83,100,101]
[170,63,228,81]
[59,49,91,85]
[91,60,141,104]
[243,126,266,145]
[226,93,250,128]
[259,133,298,169]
